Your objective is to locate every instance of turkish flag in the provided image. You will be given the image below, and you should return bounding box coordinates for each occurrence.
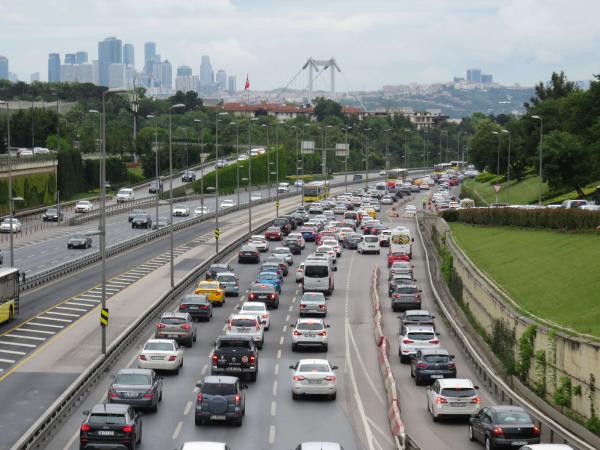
[244,75,250,90]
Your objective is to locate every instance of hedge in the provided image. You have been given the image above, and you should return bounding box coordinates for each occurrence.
[441,207,600,231]
[0,172,57,214]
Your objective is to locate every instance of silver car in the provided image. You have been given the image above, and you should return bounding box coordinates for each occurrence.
[272,247,293,265]
[299,292,327,317]
[215,272,240,296]
[291,318,329,352]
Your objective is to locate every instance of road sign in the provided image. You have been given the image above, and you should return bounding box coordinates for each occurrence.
[494,184,501,193]
[275,200,280,208]
[301,141,315,154]
[335,143,349,157]
[100,308,109,327]
[214,228,221,240]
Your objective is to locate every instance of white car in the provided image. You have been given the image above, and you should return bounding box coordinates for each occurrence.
[74,200,93,213]
[399,324,440,363]
[358,235,380,254]
[294,180,304,187]
[249,235,268,252]
[0,218,21,233]
[116,188,134,203]
[323,210,335,221]
[278,182,290,193]
[308,204,323,214]
[238,301,270,330]
[290,359,338,400]
[226,314,264,349]
[420,183,430,191]
[138,338,183,373]
[181,443,228,450]
[379,229,392,246]
[194,205,209,216]
[315,245,337,263]
[381,195,394,205]
[173,204,190,216]
[427,378,481,421]
[379,170,386,176]
[286,232,306,249]
[238,153,249,161]
[219,199,235,209]
[272,247,293,265]
[291,318,329,352]
[321,239,342,257]
[403,205,417,216]
[296,262,305,282]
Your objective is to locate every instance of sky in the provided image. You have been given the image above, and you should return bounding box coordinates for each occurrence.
[2,0,600,90]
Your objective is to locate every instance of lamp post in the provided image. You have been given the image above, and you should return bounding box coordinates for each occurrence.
[169,103,186,287]
[345,126,352,191]
[193,119,205,215]
[384,129,391,185]
[321,125,333,179]
[403,129,411,169]
[261,123,271,200]
[291,125,298,189]
[440,130,448,163]
[275,122,280,212]
[501,129,511,204]
[364,128,371,189]
[248,117,259,233]
[146,114,160,225]
[302,123,310,204]
[1,100,14,266]
[423,130,429,166]
[492,131,501,204]
[230,121,240,205]
[215,112,228,253]
[531,115,543,206]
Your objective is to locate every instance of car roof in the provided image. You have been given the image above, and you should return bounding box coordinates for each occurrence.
[145,338,177,345]
[90,403,130,414]
[405,309,432,315]
[418,348,449,356]
[161,312,189,319]
[489,404,528,413]
[181,443,227,450]
[210,263,229,268]
[404,324,435,332]
[437,378,475,388]
[229,314,258,320]
[296,318,325,324]
[216,272,236,277]
[296,358,330,365]
[203,375,238,384]
[241,302,267,309]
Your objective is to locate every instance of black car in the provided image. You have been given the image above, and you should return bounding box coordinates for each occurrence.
[149,179,163,194]
[80,404,142,450]
[389,274,416,296]
[469,405,541,449]
[206,263,234,280]
[195,376,247,426]
[248,282,280,309]
[352,174,363,181]
[291,212,306,226]
[286,241,302,255]
[410,348,456,385]
[272,217,291,235]
[179,294,213,321]
[68,233,92,249]
[281,215,298,230]
[131,213,152,229]
[238,245,260,263]
[128,209,146,222]
[107,368,163,412]
[42,206,63,222]
[343,233,363,249]
[182,170,196,182]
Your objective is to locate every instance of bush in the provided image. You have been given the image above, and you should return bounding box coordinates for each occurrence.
[441,209,459,222]
[475,172,496,183]
[0,172,57,213]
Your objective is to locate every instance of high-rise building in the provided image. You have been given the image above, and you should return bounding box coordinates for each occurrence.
[144,42,156,65]
[92,60,99,85]
[8,73,17,83]
[98,37,122,86]
[48,53,61,82]
[30,72,40,83]
[228,75,237,95]
[177,65,192,77]
[77,64,94,83]
[76,51,88,64]
[466,68,482,83]
[65,53,76,65]
[175,74,195,93]
[108,63,125,88]
[215,69,227,91]
[481,74,493,84]
[199,55,214,85]
[125,65,136,89]
[123,44,135,66]
[0,56,8,80]
[161,60,172,90]
[60,64,76,82]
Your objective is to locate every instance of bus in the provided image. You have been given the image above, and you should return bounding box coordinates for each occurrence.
[433,163,452,177]
[0,268,20,324]
[450,161,467,171]
[303,181,329,202]
[387,168,408,186]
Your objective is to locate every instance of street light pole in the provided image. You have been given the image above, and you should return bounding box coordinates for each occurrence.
[364,128,371,189]
[345,126,351,191]
[423,130,428,166]
[1,101,15,268]
[232,122,240,206]
[492,131,501,204]
[169,104,185,287]
[215,112,228,253]
[532,115,543,205]
[384,129,391,185]
[403,129,411,169]
[146,115,160,226]
[275,122,280,212]
[502,129,511,204]
[263,124,271,200]
[193,119,204,215]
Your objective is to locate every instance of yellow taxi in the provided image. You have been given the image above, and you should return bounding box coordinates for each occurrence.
[195,281,225,305]
[365,207,377,219]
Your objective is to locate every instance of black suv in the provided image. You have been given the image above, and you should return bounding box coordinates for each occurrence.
[80,403,142,450]
[272,217,291,235]
[128,209,146,222]
[195,375,247,426]
[182,170,196,182]
[131,213,152,229]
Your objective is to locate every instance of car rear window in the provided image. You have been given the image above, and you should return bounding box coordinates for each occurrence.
[273,219,288,226]
[406,314,432,322]
[202,383,237,396]
[397,287,419,294]
[407,332,435,341]
[495,411,533,424]
[252,284,275,293]
[114,373,151,385]
[231,319,257,327]
[298,363,330,372]
[364,236,378,243]
[161,317,186,325]
[89,414,127,425]
[304,265,328,277]
[259,273,278,280]
[423,354,450,363]
[217,275,236,283]
[241,305,265,312]
[297,322,324,331]
[440,388,476,398]
[302,293,326,302]
[144,342,175,351]
[218,339,251,349]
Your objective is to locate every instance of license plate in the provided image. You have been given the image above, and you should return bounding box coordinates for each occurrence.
[236,328,248,333]
[210,415,226,421]
[98,430,114,436]
[430,375,443,379]
[228,367,242,371]
[258,295,267,299]
[150,356,163,360]
[307,379,322,384]
[512,442,527,446]
[189,306,198,310]
[450,402,464,407]
[306,333,316,337]
[124,392,139,398]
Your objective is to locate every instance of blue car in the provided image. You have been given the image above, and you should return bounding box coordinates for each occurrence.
[256,271,282,293]
[300,226,318,242]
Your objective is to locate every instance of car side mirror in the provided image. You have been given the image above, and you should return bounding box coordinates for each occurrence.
[334,266,338,271]
[196,381,202,388]
[289,365,295,369]
[83,410,90,416]
[109,374,115,379]
[326,324,331,328]
[241,384,249,390]
[474,385,480,390]
[412,238,415,242]
[332,365,338,370]
[213,341,217,346]
[137,412,144,417]
[419,289,423,293]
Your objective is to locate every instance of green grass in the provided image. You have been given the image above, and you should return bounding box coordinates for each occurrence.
[450,223,600,337]
[127,165,143,178]
[463,175,549,205]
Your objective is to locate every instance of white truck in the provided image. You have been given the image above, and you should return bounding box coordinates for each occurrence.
[390,228,413,259]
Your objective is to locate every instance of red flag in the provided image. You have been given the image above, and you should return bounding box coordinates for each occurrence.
[244,74,250,90]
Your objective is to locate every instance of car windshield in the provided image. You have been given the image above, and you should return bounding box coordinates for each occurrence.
[298,363,330,372]
[364,236,378,242]
[259,273,278,280]
[297,322,324,331]
[160,316,186,325]
[199,283,219,290]
[114,373,151,385]
[440,387,476,398]
[406,314,432,322]
[273,249,289,254]
[423,354,450,363]
[305,265,328,277]
[71,234,86,239]
[407,332,435,341]
[231,318,257,327]
[202,383,237,396]
[89,414,127,425]
[175,204,186,209]
[267,227,280,232]
[144,342,175,351]
[217,275,236,283]
[495,411,533,424]
[273,219,287,226]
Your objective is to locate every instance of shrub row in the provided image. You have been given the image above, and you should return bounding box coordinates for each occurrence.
[0,172,57,214]
[442,207,600,231]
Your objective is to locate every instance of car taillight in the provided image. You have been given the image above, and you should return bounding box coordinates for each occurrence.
[429,339,439,344]
[319,304,326,309]
[402,339,414,344]
[493,426,504,437]
[533,425,540,436]
[447,362,456,369]
[324,375,336,381]
[392,294,401,298]
[143,390,154,399]
[139,354,147,361]
[181,324,190,330]
[293,375,305,381]
[81,424,90,432]
[318,331,327,336]
[234,394,241,404]
[293,330,301,336]
[471,396,480,404]
[249,355,256,364]
[108,388,119,399]
[156,323,166,329]
[299,304,306,309]
[269,294,276,299]
[249,293,256,300]
[122,425,133,433]
[179,304,188,309]
[197,393,203,402]
[262,314,269,318]
[416,363,428,369]
[168,355,177,361]
[200,305,208,310]
[435,397,448,404]
[212,354,219,365]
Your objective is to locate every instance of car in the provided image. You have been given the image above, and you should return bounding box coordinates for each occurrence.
[42,206,63,222]
[388,274,416,295]
[337,227,355,241]
[238,153,249,161]
[358,235,380,254]
[179,294,213,321]
[291,212,307,226]
[149,179,163,193]
[215,272,240,296]
[296,262,305,282]
[410,348,456,385]
[74,200,93,213]
[321,239,342,257]
[278,182,290,193]
[291,318,329,352]
[272,217,291,234]
[401,309,435,327]
[284,237,304,255]
[238,301,271,330]
[399,324,440,363]
[391,285,422,312]
[469,405,541,448]
[0,218,21,233]
[107,368,163,412]
[116,188,135,203]
[248,235,269,252]
[352,174,363,181]
[194,205,210,216]
[343,232,363,249]
[226,314,264,349]
[250,192,263,201]
[308,203,324,214]
[290,359,338,400]
[265,255,289,275]
[195,281,225,306]
[260,262,284,281]
[517,446,573,450]
[182,170,196,182]
[238,244,260,263]
[138,338,184,373]
[427,378,482,422]
[80,404,142,450]
[333,203,347,215]
[388,251,411,267]
[379,229,392,247]
[300,226,318,242]
[67,233,92,249]
[272,246,293,265]
[256,271,282,293]
[152,216,171,229]
[295,179,304,187]
[195,376,247,426]
[173,204,190,216]
[299,292,327,317]
[128,209,146,222]
[404,204,417,216]
[315,245,337,264]
[248,282,280,309]
[265,226,283,241]
[155,312,197,346]
[131,213,152,229]
[389,261,414,279]
[315,230,336,246]
[281,214,298,230]
[206,263,234,280]
[215,158,229,168]
[219,199,235,209]
[381,195,394,205]
[210,336,259,381]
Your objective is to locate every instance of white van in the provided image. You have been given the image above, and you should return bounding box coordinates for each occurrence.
[303,258,335,295]
[116,188,135,203]
[278,182,290,193]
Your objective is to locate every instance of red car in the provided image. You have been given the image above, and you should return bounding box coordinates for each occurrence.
[265,226,283,241]
[316,230,337,246]
[388,251,410,267]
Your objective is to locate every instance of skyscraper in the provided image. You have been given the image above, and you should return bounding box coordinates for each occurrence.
[77,64,93,84]
[48,53,61,82]
[161,60,172,89]
[76,51,88,64]
[466,68,482,83]
[228,75,237,95]
[65,53,76,64]
[108,63,125,88]
[60,64,76,82]
[123,44,135,66]
[481,74,493,84]
[199,55,214,85]
[177,65,192,77]
[30,72,40,83]
[216,69,227,91]
[92,60,99,85]
[0,56,8,81]
[98,37,122,87]
[144,42,156,65]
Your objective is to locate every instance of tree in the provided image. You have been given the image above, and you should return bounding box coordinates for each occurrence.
[526,71,579,109]
[313,98,343,122]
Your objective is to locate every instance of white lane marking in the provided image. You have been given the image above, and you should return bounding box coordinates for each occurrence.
[276,349,282,360]
[288,305,293,312]
[46,311,79,318]
[16,328,55,335]
[80,293,103,298]
[0,341,35,348]
[172,421,183,440]
[295,288,299,295]
[0,358,15,363]
[222,324,227,331]
[291,296,296,303]
[184,400,193,416]
[274,363,279,376]
[66,302,95,308]
[282,325,287,333]
[201,364,208,375]
[347,321,386,405]
[272,381,278,395]
[27,322,63,328]
[367,416,396,447]
[271,401,276,416]
[269,425,276,444]
[5,334,46,341]
[73,298,100,304]
[285,314,290,321]
[279,336,284,345]
[38,316,72,323]
[0,349,26,355]
[56,306,87,312]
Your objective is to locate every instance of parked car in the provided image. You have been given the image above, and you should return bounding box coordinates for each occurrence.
[469,405,540,448]
[116,188,135,203]
[179,294,213,321]
[42,206,63,222]
[80,404,142,449]
[107,368,163,412]
[74,200,93,213]
[195,376,247,426]
[68,233,92,249]
[410,348,456,385]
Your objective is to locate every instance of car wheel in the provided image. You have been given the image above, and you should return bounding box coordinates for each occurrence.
[193,333,197,342]
[187,337,194,347]
[485,436,495,450]
[249,371,258,382]
[329,392,337,401]
[400,354,409,364]
[322,344,328,352]
[68,244,72,249]
[377,250,381,255]
[258,342,263,350]
[150,401,158,413]
[174,365,179,375]
[468,424,476,442]
[292,343,298,352]
[195,416,203,426]
[410,366,415,378]
[137,424,142,443]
